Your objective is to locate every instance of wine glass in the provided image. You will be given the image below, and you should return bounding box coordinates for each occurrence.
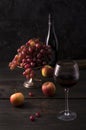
[54,60,79,121]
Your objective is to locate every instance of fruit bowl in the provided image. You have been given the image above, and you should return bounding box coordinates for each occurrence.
[9,38,52,88]
[17,65,42,88]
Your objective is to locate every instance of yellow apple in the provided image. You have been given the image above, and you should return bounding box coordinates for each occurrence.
[42,81,56,96]
[10,92,25,107]
[41,65,54,77]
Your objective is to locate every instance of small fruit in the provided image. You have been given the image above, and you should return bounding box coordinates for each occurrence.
[29,115,35,121]
[42,81,56,96]
[28,92,34,97]
[35,112,41,118]
[41,65,53,77]
[10,92,24,107]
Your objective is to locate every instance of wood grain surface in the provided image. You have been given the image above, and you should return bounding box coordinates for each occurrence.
[0,62,86,130]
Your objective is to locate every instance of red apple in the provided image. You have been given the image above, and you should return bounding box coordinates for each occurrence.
[42,82,56,96]
[10,92,25,107]
[41,65,54,77]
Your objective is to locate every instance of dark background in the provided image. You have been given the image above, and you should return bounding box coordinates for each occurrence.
[0,0,86,62]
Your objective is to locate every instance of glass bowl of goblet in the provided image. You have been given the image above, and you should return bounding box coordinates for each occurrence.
[54,59,79,121]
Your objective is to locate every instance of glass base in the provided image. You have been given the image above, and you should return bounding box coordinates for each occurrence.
[23,80,34,88]
[57,111,77,121]
[23,78,41,88]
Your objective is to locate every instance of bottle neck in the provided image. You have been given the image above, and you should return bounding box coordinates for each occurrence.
[46,14,55,45]
[46,21,51,46]
[46,15,58,49]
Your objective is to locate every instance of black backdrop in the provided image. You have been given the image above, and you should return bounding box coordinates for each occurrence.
[0,0,86,62]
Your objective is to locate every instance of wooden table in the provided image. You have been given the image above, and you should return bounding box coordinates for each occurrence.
[0,62,86,130]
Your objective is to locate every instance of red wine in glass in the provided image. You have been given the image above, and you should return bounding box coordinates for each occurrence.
[55,74,78,88]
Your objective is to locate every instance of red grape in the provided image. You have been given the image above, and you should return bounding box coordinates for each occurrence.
[29,70,35,78]
[40,49,45,54]
[35,112,41,118]
[29,115,35,121]
[28,92,34,97]
[30,62,35,67]
[35,43,41,49]
[37,53,42,59]
[22,58,26,63]
[24,64,31,69]
[28,47,34,53]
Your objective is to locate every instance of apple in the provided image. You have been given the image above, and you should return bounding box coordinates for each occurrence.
[41,65,54,77]
[42,81,56,96]
[10,92,25,107]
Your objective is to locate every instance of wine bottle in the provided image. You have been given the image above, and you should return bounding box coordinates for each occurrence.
[46,13,58,66]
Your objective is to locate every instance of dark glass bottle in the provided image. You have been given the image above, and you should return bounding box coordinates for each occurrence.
[46,13,58,66]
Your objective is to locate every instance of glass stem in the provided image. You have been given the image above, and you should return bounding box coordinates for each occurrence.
[64,88,70,116]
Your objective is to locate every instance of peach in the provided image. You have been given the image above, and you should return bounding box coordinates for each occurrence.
[10,92,24,107]
[42,81,56,96]
[41,65,53,77]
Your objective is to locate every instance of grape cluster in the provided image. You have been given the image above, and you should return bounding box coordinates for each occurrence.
[9,38,52,79]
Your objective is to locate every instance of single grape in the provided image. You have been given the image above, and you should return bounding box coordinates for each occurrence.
[25,68,32,75]
[37,53,42,59]
[29,70,35,78]
[24,64,31,69]
[28,47,34,53]
[35,112,41,118]
[30,62,35,68]
[22,58,27,63]
[29,115,35,121]
[35,43,41,49]
[26,58,32,63]
[28,92,34,97]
